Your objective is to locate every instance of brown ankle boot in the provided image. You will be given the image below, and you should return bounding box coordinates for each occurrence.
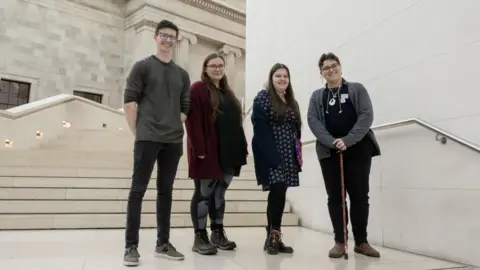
[265,229,281,255]
[354,243,380,257]
[328,243,346,258]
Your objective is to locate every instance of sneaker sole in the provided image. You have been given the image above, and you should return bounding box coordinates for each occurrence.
[154,252,185,261]
[266,250,279,255]
[328,252,346,258]
[214,243,237,251]
[123,261,140,267]
[192,246,218,255]
[353,247,380,258]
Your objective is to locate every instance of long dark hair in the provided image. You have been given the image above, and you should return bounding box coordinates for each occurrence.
[266,63,302,129]
[201,53,242,120]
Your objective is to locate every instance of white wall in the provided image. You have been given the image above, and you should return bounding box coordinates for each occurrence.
[246,0,480,266]
[292,125,480,266]
[246,0,480,145]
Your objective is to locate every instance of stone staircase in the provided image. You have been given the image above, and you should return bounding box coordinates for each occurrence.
[0,128,299,230]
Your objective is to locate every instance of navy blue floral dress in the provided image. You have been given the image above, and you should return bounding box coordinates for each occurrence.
[251,90,300,190]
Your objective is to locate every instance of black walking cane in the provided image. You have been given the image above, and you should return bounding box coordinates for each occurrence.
[339,151,348,260]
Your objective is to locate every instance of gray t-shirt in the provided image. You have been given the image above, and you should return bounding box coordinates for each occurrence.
[123,55,190,143]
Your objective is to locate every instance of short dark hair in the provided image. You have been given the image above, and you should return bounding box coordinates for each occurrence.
[155,20,179,36]
[318,52,341,69]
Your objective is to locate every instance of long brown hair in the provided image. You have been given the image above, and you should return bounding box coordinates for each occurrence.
[266,63,302,129]
[201,53,242,120]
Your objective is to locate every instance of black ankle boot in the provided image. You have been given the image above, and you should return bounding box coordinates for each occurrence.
[210,224,237,250]
[265,229,281,255]
[192,230,217,255]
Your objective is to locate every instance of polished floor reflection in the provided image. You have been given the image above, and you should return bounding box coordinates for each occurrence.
[0,227,472,270]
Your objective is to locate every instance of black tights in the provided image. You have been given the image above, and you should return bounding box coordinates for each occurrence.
[266,182,288,230]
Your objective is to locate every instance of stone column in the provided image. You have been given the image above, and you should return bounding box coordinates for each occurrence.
[133,23,156,61]
[173,31,198,73]
[219,44,242,98]
[219,44,242,78]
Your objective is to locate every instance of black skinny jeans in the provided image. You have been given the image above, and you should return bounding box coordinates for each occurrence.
[125,141,183,248]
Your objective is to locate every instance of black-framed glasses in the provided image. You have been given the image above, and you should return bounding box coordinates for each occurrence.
[206,65,225,70]
[157,33,177,41]
[321,63,339,72]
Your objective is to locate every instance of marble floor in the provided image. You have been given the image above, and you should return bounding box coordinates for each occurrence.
[0,227,473,270]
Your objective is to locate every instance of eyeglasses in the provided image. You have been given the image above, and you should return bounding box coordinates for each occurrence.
[321,63,339,72]
[157,33,177,41]
[206,65,225,70]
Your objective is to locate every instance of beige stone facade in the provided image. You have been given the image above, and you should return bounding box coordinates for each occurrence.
[0,0,246,108]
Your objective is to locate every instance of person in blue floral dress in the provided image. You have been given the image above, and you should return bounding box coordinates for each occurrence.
[251,63,302,255]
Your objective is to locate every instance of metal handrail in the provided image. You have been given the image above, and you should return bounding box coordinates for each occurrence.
[242,103,479,153]
[242,104,253,122]
[303,118,480,153]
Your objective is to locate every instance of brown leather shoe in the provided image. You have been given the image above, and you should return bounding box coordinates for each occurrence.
[328,243,346,258]
[354,243,380,257]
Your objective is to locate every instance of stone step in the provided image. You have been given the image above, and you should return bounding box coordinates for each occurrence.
[1,149,255,160]
[40,139,134,148]
[0,166,257,179]
[0,151,255,170]
[55,134,132,140]
[0,188,266,201]
[0,177,259,190]
[0,157,255,171]
[0,127,298,231]
[2,155,136,168]
[60,128,133,138]
[1,149,133,157]
[39,128,161,148]
[0,213,299,230]
[38,140,135,150]
[0,200,289,214]
[1,159,256,171]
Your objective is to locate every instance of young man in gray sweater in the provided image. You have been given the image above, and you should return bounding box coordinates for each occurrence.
[307,53,381,259]
[122,20,190,266]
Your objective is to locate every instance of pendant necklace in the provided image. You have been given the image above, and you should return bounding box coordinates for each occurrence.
[328,85,341,106]
[329,97,336,106]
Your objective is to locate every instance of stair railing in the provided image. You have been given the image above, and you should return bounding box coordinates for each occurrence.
[302,118,480,153]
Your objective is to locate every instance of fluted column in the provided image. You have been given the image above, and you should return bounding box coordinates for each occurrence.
[219,44,242,100]
[173,31,198,73]
[133,23,156,61]
[219,44,242,78]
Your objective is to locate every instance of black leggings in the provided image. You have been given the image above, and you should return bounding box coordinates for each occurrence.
[266,182,288,231]
[190,174,233,231]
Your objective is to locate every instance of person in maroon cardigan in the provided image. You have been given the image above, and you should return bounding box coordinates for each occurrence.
[185,52,248,255]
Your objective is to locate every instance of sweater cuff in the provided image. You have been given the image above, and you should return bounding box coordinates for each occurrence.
[181,107,190,115]
[342,135,355,148]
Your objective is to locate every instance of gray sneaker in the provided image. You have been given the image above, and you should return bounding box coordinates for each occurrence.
[154,242,185,261]
[123,246,140,266]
